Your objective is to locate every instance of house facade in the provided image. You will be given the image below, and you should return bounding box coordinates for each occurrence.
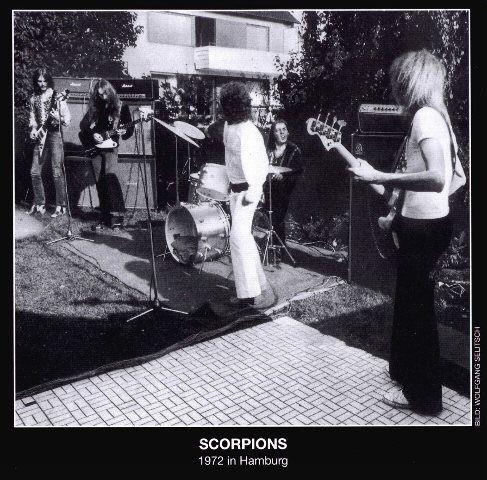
[123,10,301,122]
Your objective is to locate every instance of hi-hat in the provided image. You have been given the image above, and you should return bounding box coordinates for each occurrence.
[153,118,200,148]
[174,121,206,140]
[268,165,292,174]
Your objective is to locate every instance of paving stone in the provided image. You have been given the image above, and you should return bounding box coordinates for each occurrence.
[15,316,469,427]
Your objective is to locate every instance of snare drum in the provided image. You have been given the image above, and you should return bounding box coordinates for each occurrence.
[196,163,230,202]
[165,202,230,264]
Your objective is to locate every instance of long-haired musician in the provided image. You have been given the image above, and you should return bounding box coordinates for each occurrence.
[349,49,466,415]
[79,79,134,229]
[28,67,71,217]
[220,82,276,312]
[264,119,304,245]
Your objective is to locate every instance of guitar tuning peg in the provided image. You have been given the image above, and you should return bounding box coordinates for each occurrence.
[331,116,337,128]
[323,113,330,125]
[337,120,347,131]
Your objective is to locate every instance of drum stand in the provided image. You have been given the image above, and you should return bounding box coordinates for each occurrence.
[46,99,93,246]
[127,115,188,322]
[262,174,296,267]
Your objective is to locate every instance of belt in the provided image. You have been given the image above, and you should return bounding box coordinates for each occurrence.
[230,182,249,193]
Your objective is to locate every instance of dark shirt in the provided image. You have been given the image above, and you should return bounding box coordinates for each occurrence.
[79,102,134,147]
[267,141,304,178]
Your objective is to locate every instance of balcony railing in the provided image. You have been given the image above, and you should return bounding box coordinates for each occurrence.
[194,45,288,76]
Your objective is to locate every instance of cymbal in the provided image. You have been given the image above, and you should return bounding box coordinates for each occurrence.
[174,121,206,140]
[268,165,292,174]
[152,118,200,148]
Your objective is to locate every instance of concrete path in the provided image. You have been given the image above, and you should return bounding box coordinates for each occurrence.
[15,316,470,427]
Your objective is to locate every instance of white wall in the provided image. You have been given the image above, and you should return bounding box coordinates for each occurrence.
[123,10,300,79]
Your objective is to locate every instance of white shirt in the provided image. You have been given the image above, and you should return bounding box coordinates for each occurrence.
[401,106,455,219]
[223,120,269,203]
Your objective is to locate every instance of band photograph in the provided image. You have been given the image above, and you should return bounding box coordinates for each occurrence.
[12,6,480,469]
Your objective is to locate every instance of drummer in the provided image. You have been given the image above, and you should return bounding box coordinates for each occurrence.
[264,119,304,244]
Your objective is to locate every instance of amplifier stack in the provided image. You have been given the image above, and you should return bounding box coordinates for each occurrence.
[54,77,160,210]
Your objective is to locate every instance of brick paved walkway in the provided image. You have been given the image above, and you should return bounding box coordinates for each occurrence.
[15,316,470,426]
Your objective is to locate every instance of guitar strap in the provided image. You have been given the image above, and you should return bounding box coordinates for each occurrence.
[43,89,58,130]
[436,109,459,181]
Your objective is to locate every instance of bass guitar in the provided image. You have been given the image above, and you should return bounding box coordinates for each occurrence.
[306,114,405,249]
[81,107,154,157]
[34,89,70,156]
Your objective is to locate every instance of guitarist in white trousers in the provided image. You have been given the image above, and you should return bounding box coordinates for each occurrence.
[349,50,466,415]
[28,68,71,217]
[219,82,276,313]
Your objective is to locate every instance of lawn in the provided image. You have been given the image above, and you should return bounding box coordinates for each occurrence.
[14,205,470,396]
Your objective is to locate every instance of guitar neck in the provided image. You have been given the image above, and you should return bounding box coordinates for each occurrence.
[332,142,385,196]
[105,117,145,138]
[333,142,361,168]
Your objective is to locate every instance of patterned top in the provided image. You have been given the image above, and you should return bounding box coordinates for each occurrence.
[29,88,71,130]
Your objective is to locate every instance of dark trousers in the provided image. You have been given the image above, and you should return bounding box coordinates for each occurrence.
[91,149,125,224]
[390,214,452,414]
[263,177,296,243]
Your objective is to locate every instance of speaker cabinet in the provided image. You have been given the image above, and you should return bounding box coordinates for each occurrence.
[348,133,406,294]
[65,155,157,210]
[53,77,155,157]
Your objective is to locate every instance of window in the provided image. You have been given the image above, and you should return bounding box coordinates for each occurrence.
[195,16,216,47]
[147,12,192,46]
[246,24,269,51]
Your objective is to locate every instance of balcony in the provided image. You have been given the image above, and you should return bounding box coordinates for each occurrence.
[194,45,288,77]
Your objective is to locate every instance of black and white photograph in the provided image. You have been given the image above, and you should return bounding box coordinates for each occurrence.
[11,5,483,470]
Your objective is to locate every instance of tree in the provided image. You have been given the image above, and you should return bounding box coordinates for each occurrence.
[14,11,143,200]
[275,11,468,151]
[14,11,143,125]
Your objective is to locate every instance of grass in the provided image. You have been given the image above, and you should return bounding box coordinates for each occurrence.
[15,205,470,395]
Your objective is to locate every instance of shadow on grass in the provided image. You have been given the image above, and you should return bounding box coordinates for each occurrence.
[16,306,270,399]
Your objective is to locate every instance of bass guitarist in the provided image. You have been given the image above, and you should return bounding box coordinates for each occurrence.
[79,78,134,230]
[348,50,466,415]
[28,68,71,217]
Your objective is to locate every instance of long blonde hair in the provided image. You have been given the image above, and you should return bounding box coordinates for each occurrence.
[389,49,448,118]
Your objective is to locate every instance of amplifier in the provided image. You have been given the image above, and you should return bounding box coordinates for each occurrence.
[348,132,406,294]
[108,78,159,101]
[358,103,410,134]
[53,77,93,101]
[65,155,157,210]
[53,78,160,101]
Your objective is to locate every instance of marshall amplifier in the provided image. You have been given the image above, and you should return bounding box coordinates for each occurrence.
[108,78,159,101]
[53,77,93,101]
[65,155,157,210]
[52,77,157,157]
[358,103,411,134]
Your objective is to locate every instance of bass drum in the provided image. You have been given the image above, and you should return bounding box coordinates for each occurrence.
[165,202,230,264]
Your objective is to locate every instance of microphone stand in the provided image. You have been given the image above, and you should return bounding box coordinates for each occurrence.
[46,97,93,246]
[127,112,188,322]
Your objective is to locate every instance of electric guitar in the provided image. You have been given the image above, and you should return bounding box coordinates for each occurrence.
[306,114,404,249]
[34,89,70,156]
[81,107,154,157]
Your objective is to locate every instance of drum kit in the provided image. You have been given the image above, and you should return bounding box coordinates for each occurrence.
[155,118,295,269]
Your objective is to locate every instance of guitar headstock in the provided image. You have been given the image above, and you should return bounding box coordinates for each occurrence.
[306,114,346,151]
